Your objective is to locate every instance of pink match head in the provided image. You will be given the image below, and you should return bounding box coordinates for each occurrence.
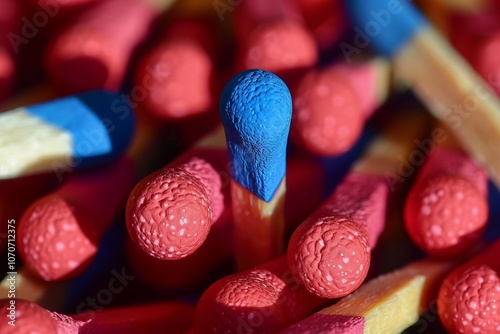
[474,32,500,95]
[438,264,500,334]
[134,39,213,120]
[0,299,58,334]
[291,68,364,156]
[240,20,318,79]
[405,175,488,258]
[287,215,371,299]
[18,195,98,281]
[126,160,217,260]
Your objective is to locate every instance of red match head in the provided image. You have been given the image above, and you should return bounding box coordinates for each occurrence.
[239,20,318,80]
[287,215,371,299]
[134,39,213,120]
[126,158,221,260]
[474,32,500,96]
[0,47,14,100]
[18,195,97,281]
[405,175,488,258]
[438,264,500,333]
[0,299,58,334]
[291,68,364,156]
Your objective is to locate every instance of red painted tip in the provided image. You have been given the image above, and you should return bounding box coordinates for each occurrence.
[135,39,213,120]
[288,215,371,299]
[240,20,318,77]
[194,256,326,333]
[0,299,58,334]
[296,0,348,49]
[45,30,121,93]
[405,175,488,258]
[45,0,156,94]
[438,264,500,334]
[405,148,488,258]
[126,160,218,260]
[19,195,97,281]
[0,47,14,100]
[291,68,364,156]
[474,32,500,95]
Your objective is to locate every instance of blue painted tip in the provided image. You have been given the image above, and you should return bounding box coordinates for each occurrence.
[26,90,135,169]
[343,0,427,56]
[220,69,292,202]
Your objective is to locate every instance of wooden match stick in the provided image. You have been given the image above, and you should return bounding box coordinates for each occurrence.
[0,90,135,179]
[288,112,429,299]
[345,0,500,190]
[282,258,456,334]
[220,69,293,270]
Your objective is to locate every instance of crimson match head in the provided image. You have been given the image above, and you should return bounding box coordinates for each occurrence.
[0,299,58,334]
[126,158,223,260]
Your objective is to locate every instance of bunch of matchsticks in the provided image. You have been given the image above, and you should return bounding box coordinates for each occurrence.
[1,0,500,333]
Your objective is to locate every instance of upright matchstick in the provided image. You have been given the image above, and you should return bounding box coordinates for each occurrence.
[0,90,135,179]
[345,0,500,189]
[220,69,292,269]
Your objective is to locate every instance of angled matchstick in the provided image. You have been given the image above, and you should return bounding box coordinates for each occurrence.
[45,0,177,94]
[0,90,135,179]
[282,258,456,334]
[18,157,136,281]
[288,112,429,299]
[220,69,293,269]
[0,299,195,334]
[345,0,500,189]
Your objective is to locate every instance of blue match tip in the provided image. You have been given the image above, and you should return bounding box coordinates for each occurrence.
[344,0,427,56]
[220,69,292,202]
[26,90,135,168]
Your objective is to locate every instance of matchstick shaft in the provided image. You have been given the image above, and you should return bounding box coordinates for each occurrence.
[232,179,286,270]
[394,27,500,188]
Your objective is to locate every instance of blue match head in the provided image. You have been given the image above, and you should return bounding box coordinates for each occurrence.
[343,0,427,56]
[26,90,135,168]
[220,69,292,202]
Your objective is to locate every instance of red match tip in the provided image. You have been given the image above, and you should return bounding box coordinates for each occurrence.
[0,299,58,334]
[19,195,98,281]
[194,256,326,333]
[474,32,500,96]
[45,0,155,94]
[405,149,488,258]
[288,173,387,298]
[438,241,500,334]
[282,313,365,334]
[0,47,14,100]
[291,67,364,156]
[126,158,222,260]
[240,20,318,76]
[134,39,213,120]
[18,159,134,281]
